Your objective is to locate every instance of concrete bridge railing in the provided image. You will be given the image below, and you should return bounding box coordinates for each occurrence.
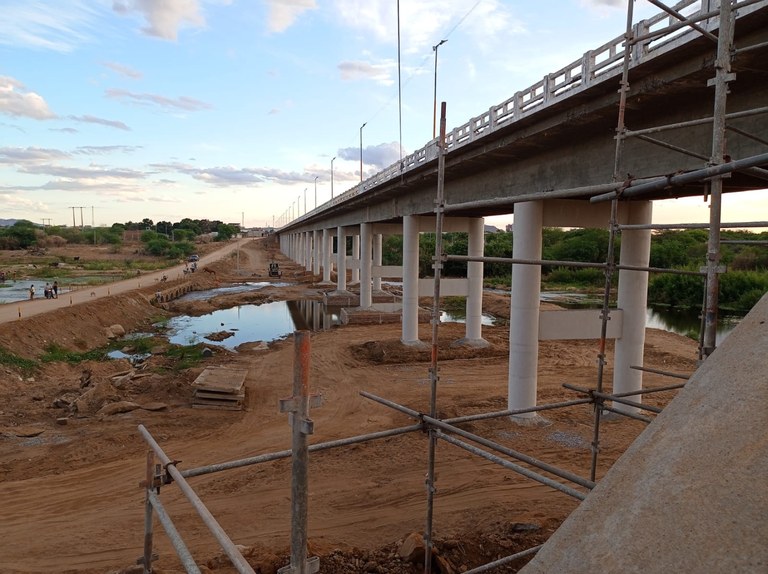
[287,0,756,228]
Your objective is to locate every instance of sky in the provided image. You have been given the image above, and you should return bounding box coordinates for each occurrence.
[0,0,764,230]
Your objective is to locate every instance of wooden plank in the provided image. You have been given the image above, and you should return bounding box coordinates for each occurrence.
[192,367,248,392]
[194,390,245,400]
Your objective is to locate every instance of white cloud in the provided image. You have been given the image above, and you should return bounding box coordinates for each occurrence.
[102,61,143,79]
[338,141,403,172]
[0,147,70,165]
[113,0,206,40]
[333,0,520,54]
[21,164,147,180]
[69,114,131,131]
[0,190,50,214]
[266,0,317,33]
[0,1,100,52]
[151,161,318,187]
[0,77,56,120]
[106,88,212,111]
[338,60,397,86]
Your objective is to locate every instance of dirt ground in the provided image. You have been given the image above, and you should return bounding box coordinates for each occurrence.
[0,238,699,574]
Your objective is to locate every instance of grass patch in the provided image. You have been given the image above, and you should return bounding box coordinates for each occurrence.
[41,343,107,364]
[163,344,206,371]
[0,346,38,374]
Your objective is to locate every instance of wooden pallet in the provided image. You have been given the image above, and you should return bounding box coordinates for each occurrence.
[192,367,247,410]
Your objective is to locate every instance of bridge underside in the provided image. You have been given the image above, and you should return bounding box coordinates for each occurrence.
[286,6,767,230]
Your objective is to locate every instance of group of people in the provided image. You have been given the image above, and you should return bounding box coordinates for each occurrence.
[29,281,58,300]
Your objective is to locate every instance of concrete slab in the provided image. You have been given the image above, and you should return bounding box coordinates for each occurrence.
[520,294,768,573]
[192,367,248,410]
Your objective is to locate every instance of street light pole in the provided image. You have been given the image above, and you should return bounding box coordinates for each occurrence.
[314,176,319,209]
[331,156,336,198]
[359,122,367,182]
[433,39,447,139]
[303,188,307,215]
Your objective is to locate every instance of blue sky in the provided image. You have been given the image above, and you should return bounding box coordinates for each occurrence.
[0,0,763,229]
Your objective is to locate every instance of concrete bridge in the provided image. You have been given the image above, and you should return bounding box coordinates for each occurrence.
[274,0,768,418]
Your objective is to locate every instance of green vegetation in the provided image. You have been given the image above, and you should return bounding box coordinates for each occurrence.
[382,227,768,312]
[0,217,241,253]
[162,344,206,371]
[0,346,38,374]
[41,343,108,363]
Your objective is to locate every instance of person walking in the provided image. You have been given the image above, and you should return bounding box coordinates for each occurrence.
[52,281,58,298]
[29,285,35,300]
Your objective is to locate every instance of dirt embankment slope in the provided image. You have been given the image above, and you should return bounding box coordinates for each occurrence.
[0,238,699,574]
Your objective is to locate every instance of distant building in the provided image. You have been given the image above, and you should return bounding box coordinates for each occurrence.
[505,224,514,233]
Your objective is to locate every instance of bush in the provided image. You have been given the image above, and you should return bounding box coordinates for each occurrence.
[545,267,606,287]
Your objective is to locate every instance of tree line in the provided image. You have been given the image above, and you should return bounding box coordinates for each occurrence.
[0,218,239,259]
[379,228,768,312]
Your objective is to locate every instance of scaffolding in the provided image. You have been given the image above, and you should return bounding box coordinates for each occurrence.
[137,2,767,572]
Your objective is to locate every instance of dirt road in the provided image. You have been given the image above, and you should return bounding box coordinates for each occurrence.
[0,239,250,325]
[0,238,699,573]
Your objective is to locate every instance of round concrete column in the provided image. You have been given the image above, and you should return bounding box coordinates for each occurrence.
[304,231,312,272]
[336,226,347,291]
[322,229,332,283]
[351,233,360,283]
[312,230,321,275]
[360,223,373,308]
[402,215,420,344]
[508,201,543,418]
[373,234,383,291]
[462,217,488,346]
[613,200,653,414]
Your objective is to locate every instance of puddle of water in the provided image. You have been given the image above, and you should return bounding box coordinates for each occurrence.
[177,281,292,302]
[440,310,496,325]
[107,350,152,364]
[163,300,340,350]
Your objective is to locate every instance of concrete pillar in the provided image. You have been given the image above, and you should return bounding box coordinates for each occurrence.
[312,230,321,275]
[360,223,373,308]
[402,215,420,345]
[458,217,488,347]
[613,200,653,414]
[373,234,383,291]
[336,225,347,292]
[508,201,543,419]
[351,233,360,283]
[322,229,332,283]
[304,231,312,272]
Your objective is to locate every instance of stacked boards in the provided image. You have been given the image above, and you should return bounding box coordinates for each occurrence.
[192,367,247,410]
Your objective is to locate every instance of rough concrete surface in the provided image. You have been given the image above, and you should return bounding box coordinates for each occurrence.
[521,294,768,573]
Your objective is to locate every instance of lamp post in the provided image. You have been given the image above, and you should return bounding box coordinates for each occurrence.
[314,176,319,208]
[331,156,336,198]
[433,39,447,139]
[303,188,307,215]
[359,122,367,182]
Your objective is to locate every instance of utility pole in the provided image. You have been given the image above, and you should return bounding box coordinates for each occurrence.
[68,207,77,228]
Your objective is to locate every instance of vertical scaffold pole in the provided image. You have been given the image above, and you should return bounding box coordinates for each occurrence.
[424,101,448,574]
[142,450,155,574]
[703,0,734,357]
[591,0,635,482]
[278,331,321,574]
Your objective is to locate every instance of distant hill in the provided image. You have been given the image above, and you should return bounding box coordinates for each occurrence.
[0,219,19,227]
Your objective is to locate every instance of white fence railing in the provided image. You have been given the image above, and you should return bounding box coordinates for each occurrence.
[286,0,763,227]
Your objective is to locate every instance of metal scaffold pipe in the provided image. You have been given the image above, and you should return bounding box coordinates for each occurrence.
[138,425,256,574]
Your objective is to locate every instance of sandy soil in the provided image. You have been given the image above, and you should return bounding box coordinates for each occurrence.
[0,238,699,574]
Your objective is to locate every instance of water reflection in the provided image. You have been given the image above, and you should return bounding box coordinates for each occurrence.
[162,299,341,351]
